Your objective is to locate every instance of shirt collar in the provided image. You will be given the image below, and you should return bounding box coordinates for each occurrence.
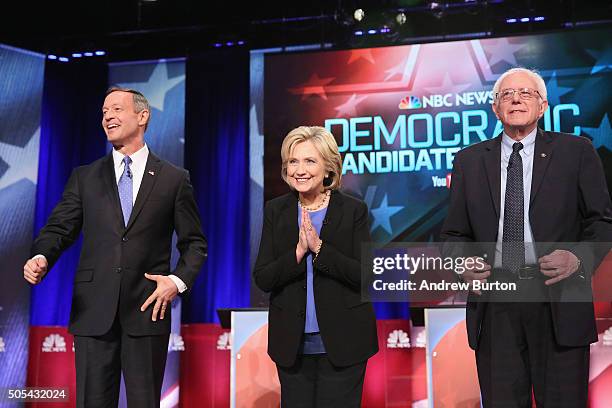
[112,144,149,169]
[501,127,537,157]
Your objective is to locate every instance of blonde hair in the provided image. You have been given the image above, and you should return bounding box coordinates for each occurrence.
[280,126,342,191]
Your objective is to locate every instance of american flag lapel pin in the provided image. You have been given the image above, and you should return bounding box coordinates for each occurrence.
[148,170,155,176]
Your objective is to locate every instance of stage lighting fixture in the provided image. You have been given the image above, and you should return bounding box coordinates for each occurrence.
[84,52,94,57]
[47,55,57,60]
[354,30,364,36]
[534,16,545,21]
[72,53,83,58]
[396,12,407,25]
[506,18,517,23]
[95,51,106,56]
[354,8,365,22]
[58,57,69,62]
[367,29,377,34]
[520,17,530,22]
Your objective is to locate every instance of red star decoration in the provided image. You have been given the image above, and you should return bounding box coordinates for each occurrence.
[347,49,375,64]
[293,73,335,100]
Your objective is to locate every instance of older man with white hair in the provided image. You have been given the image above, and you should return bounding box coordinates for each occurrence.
[441,67,612,407]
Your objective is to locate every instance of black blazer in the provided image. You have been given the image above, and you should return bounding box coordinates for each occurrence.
[32,152,207,336]
[441,129,612,349]
[254,190,378,367]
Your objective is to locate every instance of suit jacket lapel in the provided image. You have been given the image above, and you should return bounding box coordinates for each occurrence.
[319,190,344,242]
[280,193,299,249]
[530,129,554,206]
[125,152,162,231]
[102,153,125,232]
[483,136,502,219]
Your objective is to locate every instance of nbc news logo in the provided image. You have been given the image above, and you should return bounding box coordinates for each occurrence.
[398,95,422,110]
[42,334,67,352]
[216,332,231,351]
[387,329,410,349]
[168,333,185,352]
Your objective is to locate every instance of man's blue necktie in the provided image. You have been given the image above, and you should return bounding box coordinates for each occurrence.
[118,156,133,227]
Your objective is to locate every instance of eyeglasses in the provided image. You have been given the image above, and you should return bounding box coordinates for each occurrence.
[495,88,542,102]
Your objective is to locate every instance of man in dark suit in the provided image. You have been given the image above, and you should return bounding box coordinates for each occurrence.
[23,87,207,407]
[441,68,612,407]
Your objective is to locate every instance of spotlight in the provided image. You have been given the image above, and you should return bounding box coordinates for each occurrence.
[72,53,83,58]
[396,12,407,25]
[506,18,517,23]
[58,57,69,62]
[354,30,364,36]
[534,16,545,21]
[520,17,530,22]
[353,8,365,22]
[84,52,94,57]
[47,55,57,60]
[367,29,377,35]
[95,50,105,56]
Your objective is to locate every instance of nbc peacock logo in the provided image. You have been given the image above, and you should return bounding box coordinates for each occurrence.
[398,95,422,110]
[42,333,67,352]
[216,332,231,350]
[168,333,185,352]
[387,329,411,348]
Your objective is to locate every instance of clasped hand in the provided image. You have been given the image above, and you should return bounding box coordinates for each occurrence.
[296,208,322,263]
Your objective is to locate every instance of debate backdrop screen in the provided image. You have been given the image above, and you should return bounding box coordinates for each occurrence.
[261,27,612,245]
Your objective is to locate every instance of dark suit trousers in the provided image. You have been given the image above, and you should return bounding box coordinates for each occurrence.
[277,354,367,408]
[74,314,170,408]
[476,301,589,408]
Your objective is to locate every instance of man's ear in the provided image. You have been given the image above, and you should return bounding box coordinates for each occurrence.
[491,102,500,120]
[138,109,150,126]
[538,100,549,119]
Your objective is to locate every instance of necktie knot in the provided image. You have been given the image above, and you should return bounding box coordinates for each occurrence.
[512,142,523,153]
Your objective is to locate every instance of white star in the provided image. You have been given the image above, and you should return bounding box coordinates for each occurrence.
[0,127,40,190]
[249,104,264,188]
[423,73,471,96]
[384,60,406,81]
[118,60,184,111]
[484,38,526,67]
[334,94,368,117]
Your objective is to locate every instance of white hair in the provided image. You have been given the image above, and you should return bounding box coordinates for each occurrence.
[492,67,547,102]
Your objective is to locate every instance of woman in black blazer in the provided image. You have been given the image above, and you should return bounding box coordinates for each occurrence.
[254,126,378,407]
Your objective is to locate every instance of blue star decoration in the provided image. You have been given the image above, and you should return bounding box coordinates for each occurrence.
[587,48,612,74]
[0,128,40,190]
[370,194,403,235]
[545,71,573,106]
[583,114,612,152]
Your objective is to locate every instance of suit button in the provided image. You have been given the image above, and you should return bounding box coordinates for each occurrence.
[122,236,128,242]
[116,267,122,274]
[298,310,305,318]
